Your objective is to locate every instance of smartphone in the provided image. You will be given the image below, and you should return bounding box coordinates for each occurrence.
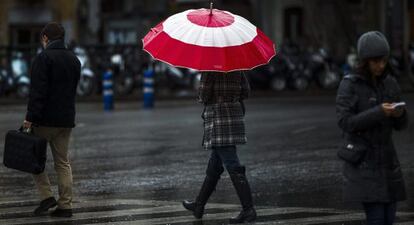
[391,102,406,109]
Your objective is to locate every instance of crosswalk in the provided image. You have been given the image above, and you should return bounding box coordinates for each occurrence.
[0,197,413,225]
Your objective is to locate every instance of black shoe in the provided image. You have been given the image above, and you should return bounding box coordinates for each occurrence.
[50,208,72,218]
[229,207,257,224]
[34,197,57,216]
[183,200,204,219]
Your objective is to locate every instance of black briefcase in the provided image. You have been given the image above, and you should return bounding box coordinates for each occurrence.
[3,128,47,174]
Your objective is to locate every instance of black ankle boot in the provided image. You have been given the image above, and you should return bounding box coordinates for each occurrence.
[182,200,205,219]
[229,166,257,224]
[182,175,220,219]
[229,207,257,224]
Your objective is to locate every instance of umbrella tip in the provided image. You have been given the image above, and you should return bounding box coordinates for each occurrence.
[210,2,213,15]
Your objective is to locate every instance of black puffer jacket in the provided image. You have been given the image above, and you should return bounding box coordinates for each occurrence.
[26,40,80,128]
[336,73,408,203]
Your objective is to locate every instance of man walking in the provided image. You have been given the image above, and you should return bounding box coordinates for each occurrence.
[23,22,80,217]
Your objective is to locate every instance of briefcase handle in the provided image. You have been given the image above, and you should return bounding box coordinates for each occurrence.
[18,126,33,134]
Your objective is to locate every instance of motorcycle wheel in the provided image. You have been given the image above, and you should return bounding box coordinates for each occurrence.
[0,79,5,96]
[317,70,340,89]
[192,73,202,90]
[270,77,287,91]
[409,66,414,87]
[16,84,30,98]
[293,77,309,90]
[77,76,95,96]
[115,74,135,95]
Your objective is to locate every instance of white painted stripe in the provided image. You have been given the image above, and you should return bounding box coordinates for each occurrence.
[2,197,413,225]
[291,126,317,134]
[86,207,331,225]
[0,199,239,215]
[103,81,113,86]
[143,87,154,93]
[103,90,113,95]
[163,9,257,47]
[0,205,188,225]
[255,212,414,225]
[143,78,154,84]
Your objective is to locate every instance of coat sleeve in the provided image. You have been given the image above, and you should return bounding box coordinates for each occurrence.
[390,79,409,131]
[26,53,49,123]
[198,73,214,104]
[336,79,386,133]
[240,72,251,100]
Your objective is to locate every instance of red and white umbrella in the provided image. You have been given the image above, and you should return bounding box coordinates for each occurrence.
[142,5,276,72]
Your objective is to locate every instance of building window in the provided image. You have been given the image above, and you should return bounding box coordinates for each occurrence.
[283,7,304,42]
[101,0,124,13]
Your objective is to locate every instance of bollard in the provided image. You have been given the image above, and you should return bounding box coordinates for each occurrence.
[143,68,155,109]
[102,70,114,111]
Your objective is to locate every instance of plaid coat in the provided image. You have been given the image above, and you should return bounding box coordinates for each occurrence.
[199,72,250,150]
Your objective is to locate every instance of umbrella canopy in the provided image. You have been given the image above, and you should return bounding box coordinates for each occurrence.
[142,7,276,72]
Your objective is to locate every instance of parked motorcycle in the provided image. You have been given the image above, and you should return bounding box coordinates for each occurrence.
[342,47,358,75]
[247,56,290,91]
[10,52,30,98]
[303,48,341,90]
[73,46,95,96]
[154,62,201,91]
[0,59,9,96]
[110,52,136,96]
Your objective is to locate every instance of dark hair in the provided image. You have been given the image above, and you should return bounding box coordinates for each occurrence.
[40,22,65,41]
[355,56,392,78]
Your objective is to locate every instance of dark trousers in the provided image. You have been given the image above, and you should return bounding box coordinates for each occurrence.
[206,146,241,177]
[363,202,397,225]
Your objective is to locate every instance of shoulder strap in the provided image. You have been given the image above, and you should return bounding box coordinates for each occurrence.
[343,73,362,82]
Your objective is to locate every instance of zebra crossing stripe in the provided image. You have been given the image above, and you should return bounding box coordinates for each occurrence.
[82,207,339,225]
[0,198,413,225]
[254,211,414,225]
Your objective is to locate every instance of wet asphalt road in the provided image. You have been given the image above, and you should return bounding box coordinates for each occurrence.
[0,94,413,224]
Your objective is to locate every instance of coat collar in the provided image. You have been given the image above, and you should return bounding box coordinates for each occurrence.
[46,39,66,50]
[350,72,389,86]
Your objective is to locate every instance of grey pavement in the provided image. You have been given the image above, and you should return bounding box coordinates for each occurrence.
[0,94,413,224]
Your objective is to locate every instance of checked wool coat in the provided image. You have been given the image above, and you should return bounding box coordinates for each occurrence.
[199,72,250,150]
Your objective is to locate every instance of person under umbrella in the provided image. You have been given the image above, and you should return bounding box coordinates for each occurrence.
[182,71,255,223]
[143,3,276,223]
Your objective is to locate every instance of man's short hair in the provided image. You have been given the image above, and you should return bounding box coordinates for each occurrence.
[40,22,65,41]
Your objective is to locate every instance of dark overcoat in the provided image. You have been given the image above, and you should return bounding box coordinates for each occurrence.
[336,73,408,202]
[26,40,81,128]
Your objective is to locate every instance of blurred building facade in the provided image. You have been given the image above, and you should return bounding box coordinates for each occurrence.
[257,0,411,59]
[0,0,78,47]
[0,0,412,60]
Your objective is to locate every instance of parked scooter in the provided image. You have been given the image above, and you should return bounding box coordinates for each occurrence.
[154,62,201,91]
[247,56,290,91]
[279,43,309,90]
[303,48,341,90]
[10,52,30,98]
[409,44,414,85]
[73,46,95,96]
[110,52,135,95]
[342,47,358,75]
[0,67,9,96]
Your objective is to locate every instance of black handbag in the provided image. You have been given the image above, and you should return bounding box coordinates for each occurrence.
[3,128,47,174]
[337,136,369,165]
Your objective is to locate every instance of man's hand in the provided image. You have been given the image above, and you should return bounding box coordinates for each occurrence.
[23,120,32,129]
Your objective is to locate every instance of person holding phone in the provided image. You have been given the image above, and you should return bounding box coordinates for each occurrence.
[336,31,408,225]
